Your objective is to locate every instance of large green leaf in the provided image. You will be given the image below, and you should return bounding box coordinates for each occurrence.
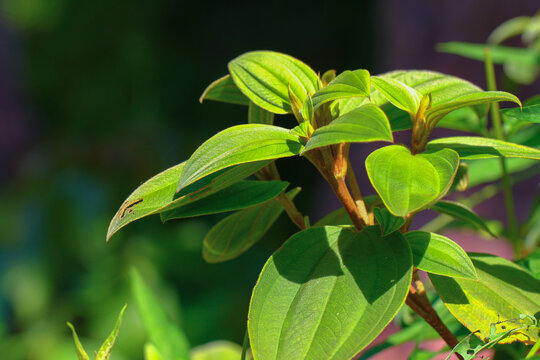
[202,188,300,263]
[425,91,521,124]
[177,124,304,190]
[430,200,496,237]
[365,145,459,217]
[249,226,412,360]
[106,161,267,241]
[426,136,540,160]
[228,51,319,114]
[405,231,477,280]
[200,74,249,106]
[430,253,540,344]
[311,69,370,109]
[437,42,539,66]
[502,104,540,124]
[130,269,191,360]
[302,104,393,152]
[160,180,288,221]
[371,76,421,115]
[191,341,244,360]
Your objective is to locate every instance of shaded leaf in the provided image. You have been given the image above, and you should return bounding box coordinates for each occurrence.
[502,104,540,124]
[374,207,405,235]
[248,101,274,124]
[302,104,393,152]
[426,136,540,160]
[160,180,288,221]
[405,231,477,279]
[200,74,249,106]
[67,322,90,360]
[311,69,370,109]
[96,304,127,360]
[202,188,300,263]
[130,269,191,360]
[177,124,304,190]
[228,51,319,114]
[371,76,421,115]
[249,226,412,360]
[365,145,459,217]
[430,200,496,237]
[430,253,540,344]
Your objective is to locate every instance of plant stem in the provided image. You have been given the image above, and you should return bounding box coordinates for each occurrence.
[526,339,540,359]
[484,48,521,258]
[346,157,371,225]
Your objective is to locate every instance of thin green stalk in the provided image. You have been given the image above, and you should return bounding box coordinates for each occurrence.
[241,327,249,360]
[484,48,521,258]
[526,339,540,359]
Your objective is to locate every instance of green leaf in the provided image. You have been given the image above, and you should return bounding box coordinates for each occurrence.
[130,269,191,360]
[67,322,90,360]
[430,253,540,344]
[228,51,319,114]
[502,104,540,124]
[365,145,459,217]
[191,341,244,360]
[437,42,539,66]
[107,161,267,241]
[248,101,274,124]
[200,74,249,106]
[405,231,477,279]
[466,157,538,187]
[177,124,304,190]
[374,207,405,235]
[302,104,393,152]
[436,107,485,134]
[202,188,300,263]
[371,76,421,115]
[249,226,412,360]
[430,200,496,237]
[488,16,531,44]
[144,343,163,360]
[426,136,540,160]
[311,69,370,109]
[160,180,288,221]
[425,91,521,124]
[96,304,127,360]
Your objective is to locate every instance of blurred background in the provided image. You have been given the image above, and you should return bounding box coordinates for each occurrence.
[0,0,539,359]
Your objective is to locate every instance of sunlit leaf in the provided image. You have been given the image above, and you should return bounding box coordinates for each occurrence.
[177,124,304,190]
[405,231,477,279]
[366,145,459,216]
[302,104,393,152]
[228,51,319,114]
[426,136,540,160]
[130,269,191,360]
[374,207,405,235]
[249,226,412,360]
[431,253,540,344]
[311,69,370,109]
[160,180,288,221]
[96,304,127,360]
[430,200,496,237]
[144,343,163,360]
[371,76,421,115]
[200,74,249,106]
[66,323,90,360]
[202,188,300,263]
[191,341,244,360]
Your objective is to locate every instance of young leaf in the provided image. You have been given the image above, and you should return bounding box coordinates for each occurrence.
[67,322,90,360]
[177,124,304,190]
[365,145,459,217]
[160,180,288,221]
[130,269,191,360]
[426,136,540,160]
[311,69,370,109]
[371,76,421,115]
[96,304,127,360]
[228,51,319,114]
[107,161,267,241]
[430,253,540,344]
[203,188,300,263]
[405,231,477,280]
[249,226,412,360]
[248,101,274,124]
[200,74,249,106]
[302,104,393,152]
[425,91,521,124]
[191,341,243,360]
[374,207,405,235]
[430,200,496,237]
[501,104,540,124]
